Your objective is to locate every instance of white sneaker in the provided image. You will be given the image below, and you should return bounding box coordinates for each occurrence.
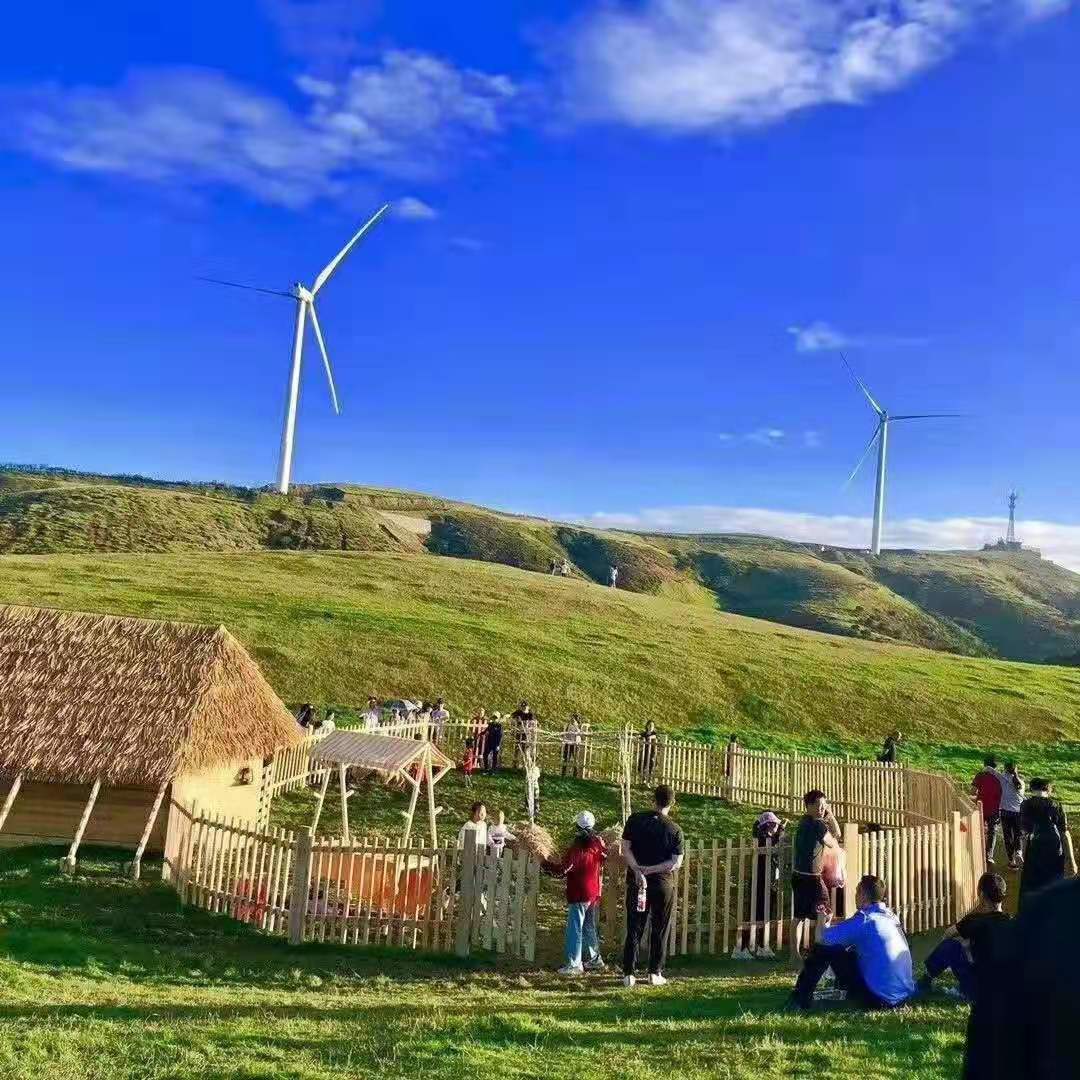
[558,964,584,977]
[623,975,636,988]
[584,958,606,972]
[649,973,668,987]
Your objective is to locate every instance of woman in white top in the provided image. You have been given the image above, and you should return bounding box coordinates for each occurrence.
[457,801,488,849]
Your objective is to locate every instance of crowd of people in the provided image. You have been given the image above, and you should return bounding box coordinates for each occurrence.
[969,755,1075,904]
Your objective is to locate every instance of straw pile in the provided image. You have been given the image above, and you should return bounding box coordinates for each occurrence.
[513,821,557,863]
[0,605,301,786]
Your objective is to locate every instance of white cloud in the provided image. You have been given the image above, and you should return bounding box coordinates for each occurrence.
[4,52,517,207]
[803,430,823,449]
[559,0,1071,132]
[746,427,786,445]
[788,321,851,353]
[394,195,438,220]
[448,235,487,253]
[574,504,1080,571]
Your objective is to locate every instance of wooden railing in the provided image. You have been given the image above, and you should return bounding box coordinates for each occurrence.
[162,800,540,959]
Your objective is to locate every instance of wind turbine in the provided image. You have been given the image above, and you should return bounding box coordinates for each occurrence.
[201,203,391,494]
[841,352,960,556]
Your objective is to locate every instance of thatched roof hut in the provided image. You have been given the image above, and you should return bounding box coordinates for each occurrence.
[0,605,301,868]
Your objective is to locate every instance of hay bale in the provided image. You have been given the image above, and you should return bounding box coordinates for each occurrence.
[514,821,557,863]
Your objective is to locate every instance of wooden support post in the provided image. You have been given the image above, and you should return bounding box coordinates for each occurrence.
[288,830,314,945]
[338,761,350,843]
[949,810,964,923]
[310,768,331,835]
[64,778,102,873]
[130,781,168,880]
[843,822,860,916]
[0,772,24,835]
[425,749,439,847]
[402,768,422,845]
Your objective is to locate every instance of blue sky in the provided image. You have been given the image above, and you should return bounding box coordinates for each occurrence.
[3,1,1080,564]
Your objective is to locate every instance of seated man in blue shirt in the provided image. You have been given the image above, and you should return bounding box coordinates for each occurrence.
[787,874,916,1010]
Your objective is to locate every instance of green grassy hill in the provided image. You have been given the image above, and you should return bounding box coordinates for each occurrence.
[1,548,1078,754]
[1,465,1077,663]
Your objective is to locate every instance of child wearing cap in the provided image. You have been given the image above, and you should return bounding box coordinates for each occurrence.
[555,810,608,975]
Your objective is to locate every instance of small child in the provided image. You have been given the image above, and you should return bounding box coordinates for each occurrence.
[461,736,478,783]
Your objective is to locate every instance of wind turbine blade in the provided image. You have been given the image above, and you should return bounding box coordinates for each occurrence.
[889,413,964,421]
[839,351,884,416]
[306,301,340,415]
[844,423,882,488]
[311,203,391,296]
[197,277,294,299]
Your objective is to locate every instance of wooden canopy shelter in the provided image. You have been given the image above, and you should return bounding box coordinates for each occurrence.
[0,605,301,874]
[310,730,454,844]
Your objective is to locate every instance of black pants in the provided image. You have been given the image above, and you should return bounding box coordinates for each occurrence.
[484,744,501,772]
[1001,811,1022,864]
[623,874,675,976]
[561,744,579,778]
[793,943,887,1008]
[984,811,1001,861]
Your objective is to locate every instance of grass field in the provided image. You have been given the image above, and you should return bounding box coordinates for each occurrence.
[1,549,1078,753]
[3,466,1079,662]
[0,846,972,1080]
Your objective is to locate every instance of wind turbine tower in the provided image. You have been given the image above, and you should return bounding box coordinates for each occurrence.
[840,353,960,556]
[201,204,391,494]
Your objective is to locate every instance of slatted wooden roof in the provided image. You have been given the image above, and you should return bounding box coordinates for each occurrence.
[311,730,453,773]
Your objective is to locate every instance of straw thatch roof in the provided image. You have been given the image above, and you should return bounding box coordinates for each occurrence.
[312,729,453,773]
[0,605,302,786]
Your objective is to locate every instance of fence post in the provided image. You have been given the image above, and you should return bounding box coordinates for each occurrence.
[790,752,799,815]
[455,840,478,957]
[843,822,860,916]
[288,831,314,945]
[949,811,964,923]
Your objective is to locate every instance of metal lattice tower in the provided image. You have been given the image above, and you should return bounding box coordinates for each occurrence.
[1006,491,1019,545]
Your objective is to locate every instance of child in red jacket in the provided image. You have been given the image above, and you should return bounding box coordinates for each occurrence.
[556,811,608,975]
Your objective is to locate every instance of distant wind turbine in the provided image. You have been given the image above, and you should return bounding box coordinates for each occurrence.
[840,352,960,556]
[201,204,391,494]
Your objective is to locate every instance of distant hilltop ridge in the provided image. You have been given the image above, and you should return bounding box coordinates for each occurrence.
[0,464,1077,665]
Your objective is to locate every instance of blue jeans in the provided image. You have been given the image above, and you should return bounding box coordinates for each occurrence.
[565,902,601,968]
[925,937,977,1001]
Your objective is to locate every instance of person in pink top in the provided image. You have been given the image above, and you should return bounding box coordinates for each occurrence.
[972,756,1004,863]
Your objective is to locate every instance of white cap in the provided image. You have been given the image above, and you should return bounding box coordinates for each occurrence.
[575,810,596,831]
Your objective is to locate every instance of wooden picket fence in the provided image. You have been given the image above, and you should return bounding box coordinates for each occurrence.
[162,799,539,959]
[597,808,985,958]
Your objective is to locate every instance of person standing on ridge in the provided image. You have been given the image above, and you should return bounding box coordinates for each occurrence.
[609,565,619,588]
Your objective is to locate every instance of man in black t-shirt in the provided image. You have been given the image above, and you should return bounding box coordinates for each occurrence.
[918,872,1010,1002]
[791,789,841,954]
[621,785,684,987]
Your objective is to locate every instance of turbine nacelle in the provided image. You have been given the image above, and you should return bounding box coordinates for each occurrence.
[293,284,314,303]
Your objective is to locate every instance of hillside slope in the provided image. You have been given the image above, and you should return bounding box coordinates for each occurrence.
[1,465,1077,662]
[0,549,1077,749]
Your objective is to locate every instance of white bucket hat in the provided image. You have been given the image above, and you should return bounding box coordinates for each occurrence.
[575,810,596,831]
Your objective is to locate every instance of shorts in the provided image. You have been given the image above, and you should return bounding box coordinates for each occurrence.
[792,873,831,920]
